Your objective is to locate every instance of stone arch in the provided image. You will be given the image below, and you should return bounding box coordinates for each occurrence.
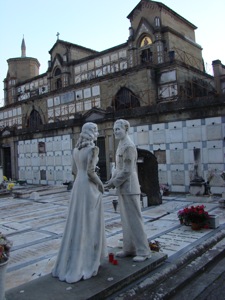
[112,87,140,111]
[137,33,154,64]
[25,106,45,129]
[27,109,43,128]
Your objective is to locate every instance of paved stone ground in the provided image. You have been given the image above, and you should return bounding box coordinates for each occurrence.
[1,186,225,292]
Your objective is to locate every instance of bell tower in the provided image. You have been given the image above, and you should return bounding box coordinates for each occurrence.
[4,37,40,105]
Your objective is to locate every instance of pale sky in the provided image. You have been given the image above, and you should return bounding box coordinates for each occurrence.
[0,0,224,104]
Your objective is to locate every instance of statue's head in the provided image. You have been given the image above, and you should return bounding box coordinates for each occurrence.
[114,119,130,131]
[81,122,99,141]
[113,119,130,140]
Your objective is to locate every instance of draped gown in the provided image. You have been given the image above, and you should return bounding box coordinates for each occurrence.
[52,145,107,283]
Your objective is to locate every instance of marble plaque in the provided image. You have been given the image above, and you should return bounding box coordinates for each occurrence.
[170,149,184,164]
[171,170,185,185]
[92,85,100,96]
[158,170,167,183]
[40,155,46,166]
[169,129,183,143]
[46,141,53,151]
[47,156,54,165]
[62,140,71,150]
[18,144,24,154]
[62,155,71,166]
[55,156,62,165]
[18,155,25,167]
[33,170,40,181]
[53,141,62,151]
[208,148,223,163]
[47,170,54,181]
[206,124,222,140]
[55,167,63,180]
[187,126,202,141]
[25,143,31,153]
[31,143,38,153]
[84,88,91,98]
[137,131,149,145]
[153,130,165,144]
[31,156,40,167]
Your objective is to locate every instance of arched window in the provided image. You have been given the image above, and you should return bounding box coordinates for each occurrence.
[140,35,153,64]
[113,87,140,111]
[140,36,152,48]
[27,109,42,128]
[54,68,61,76]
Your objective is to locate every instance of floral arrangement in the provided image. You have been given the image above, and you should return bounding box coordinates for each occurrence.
[7,183,15,191]
[0,232,12,264]
[149,240,160,252]
[160,184,170,196]
[178,205,210,227]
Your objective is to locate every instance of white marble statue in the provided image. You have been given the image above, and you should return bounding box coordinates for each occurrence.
[105,119,151,262]
[52,122,107,283]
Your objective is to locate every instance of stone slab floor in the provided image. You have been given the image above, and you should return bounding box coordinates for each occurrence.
[0,187,224,291]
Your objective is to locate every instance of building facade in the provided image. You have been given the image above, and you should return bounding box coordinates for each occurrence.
[1,0,225,193]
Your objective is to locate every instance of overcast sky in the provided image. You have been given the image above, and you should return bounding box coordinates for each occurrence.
[0,0,224,103]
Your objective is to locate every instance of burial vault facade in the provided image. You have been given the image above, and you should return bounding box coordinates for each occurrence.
[1,0,225,193]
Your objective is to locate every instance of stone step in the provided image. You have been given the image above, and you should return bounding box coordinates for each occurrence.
[6,252,167,300]
[112,229,225,299]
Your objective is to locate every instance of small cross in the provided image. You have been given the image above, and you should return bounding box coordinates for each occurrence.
[56,32,60,40]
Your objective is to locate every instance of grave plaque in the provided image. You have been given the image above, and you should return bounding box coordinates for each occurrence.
[208,148,223,163]
[171,171,185,185]
[137,131,149,145]
[206,124,222,140]
[153,130,165,144]
[47,170,54,181]
[53,141,62,151]
[169,129,183,143]
[187,127,201,141]
[170,149,184,164]
[158,170,167,183]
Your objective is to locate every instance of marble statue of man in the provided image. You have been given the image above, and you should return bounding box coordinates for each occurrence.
[105,119,151,262]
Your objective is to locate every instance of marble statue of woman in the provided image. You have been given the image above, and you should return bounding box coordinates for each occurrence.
[52,122,107,283]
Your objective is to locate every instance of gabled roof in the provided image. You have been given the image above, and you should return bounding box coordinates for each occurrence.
[48,39,98,55]
[127,0,197,29]
[83,107,106,122]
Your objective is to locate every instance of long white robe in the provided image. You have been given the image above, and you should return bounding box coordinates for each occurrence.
[52,146,107,283]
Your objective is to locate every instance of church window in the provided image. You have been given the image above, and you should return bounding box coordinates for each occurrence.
[113,87,140,111]
[140,36,153,64]
[27,109,42,129]
[140,36,152,48]
[54,68,61,76]
[154,17,161,27]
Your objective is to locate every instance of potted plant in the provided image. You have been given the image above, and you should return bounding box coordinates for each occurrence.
[178,205,210,230]
[0,232,12,300]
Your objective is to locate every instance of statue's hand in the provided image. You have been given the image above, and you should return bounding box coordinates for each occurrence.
[104,181,114,189]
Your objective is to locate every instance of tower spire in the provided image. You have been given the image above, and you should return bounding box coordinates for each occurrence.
[21,35,26,57]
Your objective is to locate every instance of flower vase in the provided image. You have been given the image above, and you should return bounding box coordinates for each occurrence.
[0,260,8,300]
[191,223,202,231]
